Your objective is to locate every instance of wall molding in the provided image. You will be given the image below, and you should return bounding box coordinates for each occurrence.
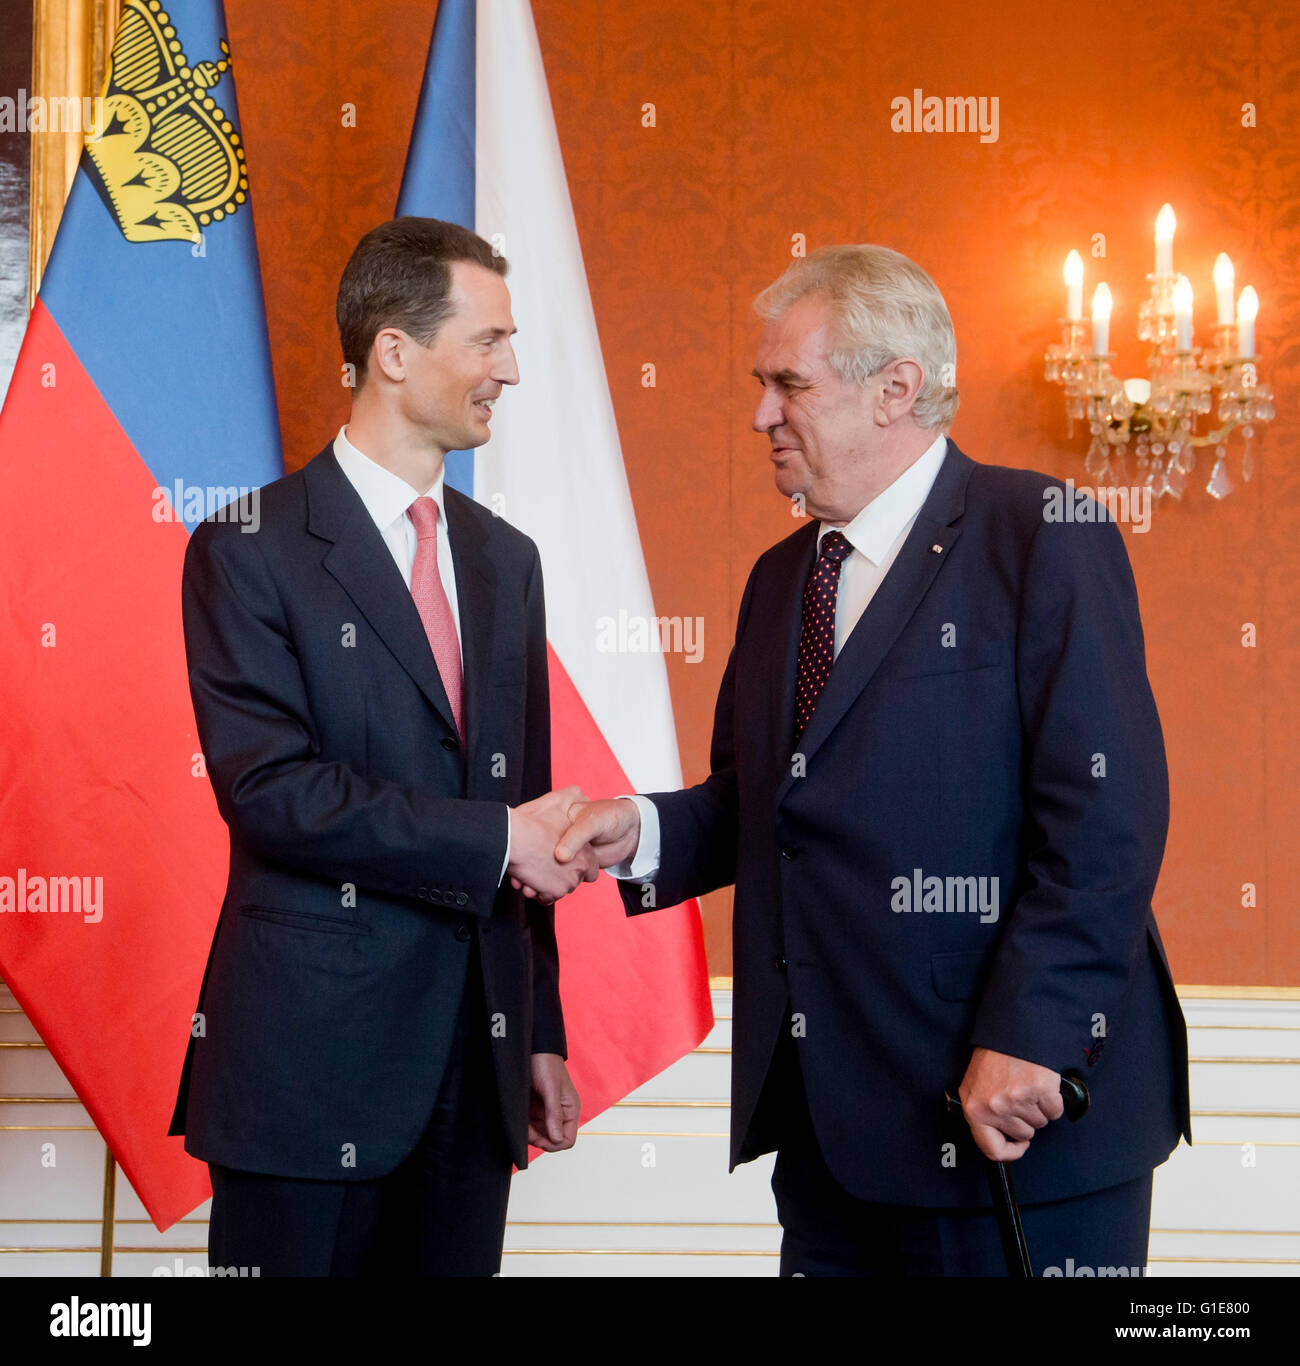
[3,985,1297,1274]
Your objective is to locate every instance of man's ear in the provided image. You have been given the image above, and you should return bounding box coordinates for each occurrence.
[369,327,408,384]
[876,358,925,424]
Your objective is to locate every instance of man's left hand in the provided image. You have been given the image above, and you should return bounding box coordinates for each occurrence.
[958,1046,1063,1161]
[528,1052,580,1152]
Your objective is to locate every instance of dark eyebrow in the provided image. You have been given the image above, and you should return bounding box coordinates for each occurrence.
[473,326,518,340]
[751,367,807,385]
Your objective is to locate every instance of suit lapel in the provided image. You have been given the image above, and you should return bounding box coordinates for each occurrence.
[774,441,974,808]
[305,447,460,739]
[759,523,818,784]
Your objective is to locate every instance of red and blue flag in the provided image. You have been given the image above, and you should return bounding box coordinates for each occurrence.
[0,0,280,1229]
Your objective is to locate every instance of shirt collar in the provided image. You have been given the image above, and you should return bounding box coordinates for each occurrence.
[332,425,447,535]
[818,433,949,566]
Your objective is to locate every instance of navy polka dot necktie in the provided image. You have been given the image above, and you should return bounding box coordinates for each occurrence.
[794,530,853,744]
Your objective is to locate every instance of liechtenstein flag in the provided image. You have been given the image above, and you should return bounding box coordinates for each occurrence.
[398,0,713,1140]
[0,0,280,1229]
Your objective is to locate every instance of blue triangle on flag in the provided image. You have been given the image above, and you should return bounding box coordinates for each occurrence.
[397,0,477,498]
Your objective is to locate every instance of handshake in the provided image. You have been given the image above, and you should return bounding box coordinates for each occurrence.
[505,787,641,904]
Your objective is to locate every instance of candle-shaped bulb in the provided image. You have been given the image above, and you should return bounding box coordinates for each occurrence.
[1091,282,1112,355]
[1237,286,1258,359]
[1213,253,1235,325]
[1155,203,1176,276]
[1064,250,1083,322]
[1173,276,1194,351]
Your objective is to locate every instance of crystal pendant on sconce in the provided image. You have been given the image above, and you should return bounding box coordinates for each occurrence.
[1153,457,1172,500]
[1145,445,1164,496]
[1206,456,1235,500]
[1084,434,1109,480]
[1145,455,1162,498]
[1170,441,1195,475]
[1165,461,1186,500]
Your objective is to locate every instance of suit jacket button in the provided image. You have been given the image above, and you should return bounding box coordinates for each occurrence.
[780,846,797,861]
[774,955,787,972]
[430,890,443,904]
[441,737,459,751]
[455,892,469,907]
[418,886,428,899]
[455,920,471,942]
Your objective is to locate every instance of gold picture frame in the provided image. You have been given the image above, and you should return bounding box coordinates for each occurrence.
[27,0,120,307]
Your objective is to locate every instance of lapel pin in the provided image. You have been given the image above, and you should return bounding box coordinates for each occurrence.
[931,543,943,553]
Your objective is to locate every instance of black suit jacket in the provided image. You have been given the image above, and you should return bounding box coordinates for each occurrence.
[169,443,563,1179]
[622,440,1191,1208]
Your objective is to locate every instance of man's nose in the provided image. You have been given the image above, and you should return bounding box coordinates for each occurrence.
[753,384,782,433]
[494,339,520,386]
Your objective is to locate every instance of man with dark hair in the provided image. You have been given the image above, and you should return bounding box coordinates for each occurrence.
[335,218,506,388]
[170,216,595,1276]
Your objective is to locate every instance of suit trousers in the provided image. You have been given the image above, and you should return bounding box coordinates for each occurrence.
[207,938,513,1277]
[757,1009,1154,1277]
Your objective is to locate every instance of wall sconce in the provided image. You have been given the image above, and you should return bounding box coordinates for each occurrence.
[1045,206,1274,503]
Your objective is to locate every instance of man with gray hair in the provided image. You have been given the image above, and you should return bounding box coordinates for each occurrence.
[550,244,1190,1275]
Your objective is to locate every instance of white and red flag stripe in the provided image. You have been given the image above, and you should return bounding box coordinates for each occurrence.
[398,0,713,1135]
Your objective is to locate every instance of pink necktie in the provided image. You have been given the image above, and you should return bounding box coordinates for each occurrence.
[406,497,464,742]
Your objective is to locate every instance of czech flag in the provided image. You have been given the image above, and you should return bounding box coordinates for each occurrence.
[397,0,713,1134]
[0,0,280,1229]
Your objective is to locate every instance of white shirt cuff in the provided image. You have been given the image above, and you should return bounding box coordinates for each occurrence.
[606,795,661,881]
[499,805,511,884]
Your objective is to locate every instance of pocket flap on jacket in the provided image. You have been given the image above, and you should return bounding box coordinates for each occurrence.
[931,949,988,1002]
[239,906,370,936]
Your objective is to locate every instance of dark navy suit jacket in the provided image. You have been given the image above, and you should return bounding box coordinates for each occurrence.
[622,440,1190,1207]
[169,444,563,1180]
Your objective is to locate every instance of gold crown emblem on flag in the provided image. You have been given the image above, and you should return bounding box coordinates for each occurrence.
[85,0,248,244]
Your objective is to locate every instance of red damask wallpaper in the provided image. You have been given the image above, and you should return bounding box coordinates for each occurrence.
[226,0,1300,984]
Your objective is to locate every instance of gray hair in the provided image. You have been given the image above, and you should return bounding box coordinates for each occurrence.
[754,244,959,431]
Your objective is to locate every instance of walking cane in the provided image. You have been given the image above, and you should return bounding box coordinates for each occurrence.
[943,1071,1090,1278]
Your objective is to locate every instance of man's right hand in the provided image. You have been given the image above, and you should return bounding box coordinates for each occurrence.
[555,798,642,872]
[507,786,599,904]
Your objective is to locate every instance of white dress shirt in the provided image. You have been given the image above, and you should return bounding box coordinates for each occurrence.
[332,425,509,877]
[332,425,463,656]
[613,434,950,881]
